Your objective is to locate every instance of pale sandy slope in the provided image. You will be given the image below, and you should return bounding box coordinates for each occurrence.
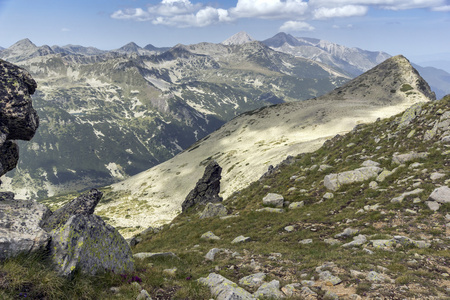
[95,55,435,237]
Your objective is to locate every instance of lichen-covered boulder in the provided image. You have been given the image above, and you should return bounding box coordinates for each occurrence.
[199,203,228,219]
[182,160,223,213]
[324,166,383,191]
[198,273,254,300]
[0,192,51,260]
[0,59,39,177]
[49,214,134,277]
[41,188,103,231]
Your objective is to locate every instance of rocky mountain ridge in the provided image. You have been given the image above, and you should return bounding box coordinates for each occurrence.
[0,38,349,199]
[89,55,436,238]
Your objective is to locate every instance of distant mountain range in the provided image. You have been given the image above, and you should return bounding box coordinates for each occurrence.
[0,34,351,199]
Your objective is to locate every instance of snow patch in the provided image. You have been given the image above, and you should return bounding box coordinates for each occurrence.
[105,162,125,179]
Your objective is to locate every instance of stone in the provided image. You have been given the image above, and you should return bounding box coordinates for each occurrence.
[181,160,223,213]
[342,234,367,247]
[324,238,341,245]
[288,201,304,209]
[163,268,177,276]
[323,192,334,199]
[319,164,332,172]
[324,166,383,191]
[397,103,422,128]
[369,181,378,189]
[199,203,228,219]
[391,188,424,203]
[205,248,222,261]
[281,283,301,297]
[41,189,103,231]
[392,151,428,164]
[335,228,359,238]
[0,192,51,260]
[376,169,394,182]
[239,272,266,288]
[136,289,152,300]
[262,193,284,208]
[232,235,251,244]
[133,252,178,259]
[430,172,446,181]
[198,273,254,300]
[324,290,339,300]
[428,186,450,204]
[284,225,295,232]
[253,280,284,299]
[256,207,284,213]
[49,214,134,277]
[361,160,380,167]
[366,271,386,283]
[201,231,221,240]
[0,59,39,177]
[426,201,440,211]
[318,271,342,285]
[369,239,395,249]
[299,239,313,244]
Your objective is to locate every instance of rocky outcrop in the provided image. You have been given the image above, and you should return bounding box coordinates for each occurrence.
[42,189,134,276]
[0,192,51,260]
[0,59,39,177]
[181,160,223,213]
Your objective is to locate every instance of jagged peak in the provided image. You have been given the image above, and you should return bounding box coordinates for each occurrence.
[221,31,254,45]
[9,38,37,49]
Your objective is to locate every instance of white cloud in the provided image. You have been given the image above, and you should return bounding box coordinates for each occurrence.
[230,0,308,19]
[313,5,368,19]
[432,5,450,11]
[308,0,446,11]
[110,0,450,27]
[280,21,315,31]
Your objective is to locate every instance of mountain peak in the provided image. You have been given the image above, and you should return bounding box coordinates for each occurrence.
[221,31,254,45]
[321,54,436,103]
[262,32,305,48]
[10,38,37,50]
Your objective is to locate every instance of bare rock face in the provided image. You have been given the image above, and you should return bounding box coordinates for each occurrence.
[0,59,39,177]
[181,160,223,213]
[0,192,51,260]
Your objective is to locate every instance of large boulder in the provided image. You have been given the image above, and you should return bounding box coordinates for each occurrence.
[48,214,134,277]
[42,189,134,276]
[182,160,223,212]
[0,59,39,177]
[324,166,383,191]
[0,192,51,260]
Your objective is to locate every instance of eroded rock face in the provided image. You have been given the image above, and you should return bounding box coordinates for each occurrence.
[0,192,51,260]
[0,59,39,177]
[181,160,223,212]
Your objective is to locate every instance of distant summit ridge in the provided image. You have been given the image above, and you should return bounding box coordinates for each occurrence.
[221,31,254,45]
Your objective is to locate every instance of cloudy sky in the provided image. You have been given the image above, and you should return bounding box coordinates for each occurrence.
[0,0,449,61]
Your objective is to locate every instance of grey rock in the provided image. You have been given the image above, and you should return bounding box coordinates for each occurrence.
[324,290,339,300]
[376,169,394,182]
[198,273,254,300]
[133,252,178,259]
[253,280,284,299]
[430,172,446,181]
[428,186,450,204]
[299,239,313,244]
[324,166,382,191]
[361,160,380,167]
[281,283,302,297]
[369,239,395,249]
[201,231,221,240]
[239,272,266,288]
[397,103,422,128]
[323,192,334,199]
[232,235,251,244]
[335,227,358,238]
[318,270,342,285]
[49,214,134,276]
[262,193,284,208]
[182,161,223,213]
[199,203,228,219]
[342,234,367,247]
[0,59,39,177]
[41,189,103,231]
[136,289,152,300]
[288,201,304,209]
[366,271,386,283]
[391,188,424,203]
[392,151,428,164]
[205,248,222,261]
[0,192,51,260]
[284,225,295,232]
[324,238,341,245]
[255,207,284,213]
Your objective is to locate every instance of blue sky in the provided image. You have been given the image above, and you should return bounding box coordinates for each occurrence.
[0,0,449,61]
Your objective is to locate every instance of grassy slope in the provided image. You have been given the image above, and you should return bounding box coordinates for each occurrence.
[1,96,449,299]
